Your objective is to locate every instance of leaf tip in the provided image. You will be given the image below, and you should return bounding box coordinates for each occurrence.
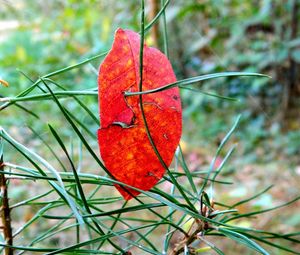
[0,78,9,87]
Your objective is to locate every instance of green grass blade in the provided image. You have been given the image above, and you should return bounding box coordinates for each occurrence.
[161,0,169,58]
[28,126,68,172]
[44,78,99,125]
[211,145,236,182]
[14,103,40,118]
[48,125,103,231]
[230,185,273,208]
[63,107,96,139]
[0,91,97,103]
[199,115,241,197]
[218,228,270,255]
[40,78,140,200]
[83,203,165,218]
[225,195,300,222]
[138,0,197,212]
[44,52,107,78]
[196,235,225,255]
[178,145,197,194]
[180,86,239,101]
[0,52,107,111]
[163,148,178,253]
[235,231,300,255]
[0,127,84,224]
[11,188,54,209]
[125,72,270,96]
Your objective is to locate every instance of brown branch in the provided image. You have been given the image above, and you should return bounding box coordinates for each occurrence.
[148,0,160,48]
[0,156,13,255]
[289,0,299,98]
[169,199,216,254]
[169,220,205,255]
[282,0,299,121]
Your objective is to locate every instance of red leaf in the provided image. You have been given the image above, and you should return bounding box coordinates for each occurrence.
[98,28,182,200]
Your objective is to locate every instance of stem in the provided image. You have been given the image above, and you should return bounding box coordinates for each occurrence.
[148,0,160,48]
[282,0,299,120]
[169,220,204,255]
[0,152,13,255]
[288,0,299,103]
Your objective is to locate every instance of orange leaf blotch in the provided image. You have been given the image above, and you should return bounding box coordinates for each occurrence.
[98,28,182,200]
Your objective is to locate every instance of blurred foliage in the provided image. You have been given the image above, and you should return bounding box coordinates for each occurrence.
[1,1,134,136]
[1,1,299,162]
[163,0,300,161]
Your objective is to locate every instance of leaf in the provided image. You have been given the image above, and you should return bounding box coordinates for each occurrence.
[0,78,9,87]
[98,28,182,200]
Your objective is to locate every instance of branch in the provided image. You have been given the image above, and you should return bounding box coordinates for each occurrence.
[0,152,13,254]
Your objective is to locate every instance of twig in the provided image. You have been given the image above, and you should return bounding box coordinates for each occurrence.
[169,220,205,255]
[148,0,160,48]
[0,155,13,255]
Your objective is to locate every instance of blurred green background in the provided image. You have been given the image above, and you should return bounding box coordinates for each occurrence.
[1,0,299,156]
[0,0,300,253]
